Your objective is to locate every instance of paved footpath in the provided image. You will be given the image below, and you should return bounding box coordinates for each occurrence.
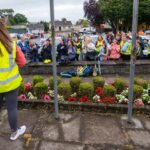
[0,109,150,150]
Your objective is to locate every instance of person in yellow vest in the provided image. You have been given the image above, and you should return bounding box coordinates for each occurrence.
[0,18,26,140]
[120,34,132,60]
[74,37,82,61]
[95,35,103,54]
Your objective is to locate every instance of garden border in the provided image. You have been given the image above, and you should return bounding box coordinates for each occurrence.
[18,99,150,114]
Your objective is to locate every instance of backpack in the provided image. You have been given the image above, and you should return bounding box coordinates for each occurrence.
[82,65,93,77]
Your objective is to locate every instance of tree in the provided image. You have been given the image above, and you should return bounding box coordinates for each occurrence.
[13,13,28,24]
[0,9,28,25]
[83,0,103,27]
[98,0,150,32]
[0,9,14,17]
[76,19,89,27]
[138,0,150,25]
[40,21,49,32]
[61,18,67,23]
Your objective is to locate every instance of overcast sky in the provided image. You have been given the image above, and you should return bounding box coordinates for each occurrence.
[0,0,86,23]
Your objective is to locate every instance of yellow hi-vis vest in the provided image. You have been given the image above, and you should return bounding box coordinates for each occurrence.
[74,42,81,55]
[120,41,132,55]
[148,48,150,54]
[96,40,103,53]
[0,41,22,93]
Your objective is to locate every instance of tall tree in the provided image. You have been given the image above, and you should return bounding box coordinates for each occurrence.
[83,0,103,27]
[99,0,150,32]
[0,9,14,17]
[61,18,67,23]
[40,21,49,32]
[76,19,89,27]
[13,13,28,24]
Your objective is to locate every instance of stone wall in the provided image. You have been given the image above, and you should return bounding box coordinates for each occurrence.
[20,60,150,75]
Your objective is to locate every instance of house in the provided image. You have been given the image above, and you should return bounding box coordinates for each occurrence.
[50,20,73,32]
[27,23,44,34]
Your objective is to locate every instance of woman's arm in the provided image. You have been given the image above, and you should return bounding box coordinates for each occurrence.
[15,46,26,67]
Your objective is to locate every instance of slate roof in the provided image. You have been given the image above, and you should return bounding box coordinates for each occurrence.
[27,23,44,30]
[55,20,72,27]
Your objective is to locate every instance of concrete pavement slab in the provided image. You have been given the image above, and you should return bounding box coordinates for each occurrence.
[83,115,127,145]
[145,121,150,131]
[0,137,24,150]
[40,141,84,150]
[42,124,59,140]
[62,116,80,142]
[128,130,150,148]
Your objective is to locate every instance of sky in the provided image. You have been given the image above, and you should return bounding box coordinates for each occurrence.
[0,0,86,23]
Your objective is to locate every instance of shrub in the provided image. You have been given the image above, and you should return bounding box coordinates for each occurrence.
[134,77,148,89]
[49,76,62,90]
[34,82,48,98]
[93,76,105,91]
[33,75,44,86]
[114,77,127,93]
[58,83,72,99]
[70,77,82,93]
[79,83,94,98]
[133,85,143,99]
[103,85,117,97]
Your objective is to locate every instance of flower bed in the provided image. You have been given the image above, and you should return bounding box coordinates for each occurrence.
[18,76,150,108]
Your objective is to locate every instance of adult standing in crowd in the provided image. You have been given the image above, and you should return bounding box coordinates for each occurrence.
[0,18,26,140]
[57,39,68,61]
[17,35,29,58]
[120,34,132,60]
[109,39,120,60]
[95,34,104,54]
[67,40,76,61]
[40,39,52,63]
[74,37,82,61]
[29,39,39,62]
[86,37,96,61]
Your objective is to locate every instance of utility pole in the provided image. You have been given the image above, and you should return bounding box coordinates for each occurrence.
[128,0,139,123]
[50,0,59,119]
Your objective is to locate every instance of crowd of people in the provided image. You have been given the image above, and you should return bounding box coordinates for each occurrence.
[16,31,150,64]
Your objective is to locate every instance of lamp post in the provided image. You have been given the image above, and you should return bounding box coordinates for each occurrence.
[50,0,59,119]
[128,0,139,123]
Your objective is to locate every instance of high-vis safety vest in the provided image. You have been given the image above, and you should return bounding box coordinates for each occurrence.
[96,40,103,53]
[74,42,81,55]
[120,41,132,55]
[0,41,22,93]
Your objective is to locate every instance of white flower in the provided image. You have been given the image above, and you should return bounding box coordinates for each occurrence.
[28,92,33,97]
[93,95,100,101]
[116,94,125,101]
[119,98,128,104]
[143,89,148,94]
[48,90,54,97]
[58,95,64,102]
[134,98,143,102]
[71,93,77,97]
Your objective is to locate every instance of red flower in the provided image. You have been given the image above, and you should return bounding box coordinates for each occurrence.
[101,96,116,104]
[96,87,103,96]
[41,95,51,101]
[68,97,77,102]
[134,101,144,107]
[18,94,26,101]
[79,96,91,103]
[24,82,32,92]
